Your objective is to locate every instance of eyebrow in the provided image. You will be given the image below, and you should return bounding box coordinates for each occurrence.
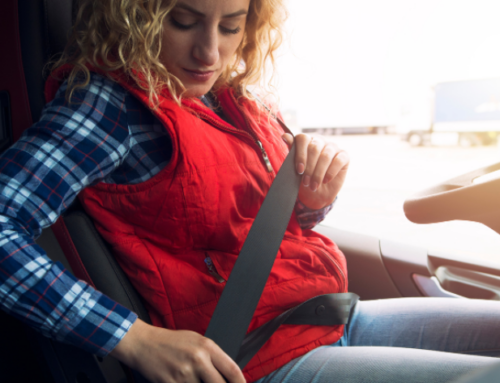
[175,3,248,18]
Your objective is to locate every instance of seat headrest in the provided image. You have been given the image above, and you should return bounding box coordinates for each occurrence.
[0,0,74,145]
[18,0,74,125]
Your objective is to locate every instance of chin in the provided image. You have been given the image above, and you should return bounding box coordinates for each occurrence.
[181,78,219,98]
[184,89,208,98]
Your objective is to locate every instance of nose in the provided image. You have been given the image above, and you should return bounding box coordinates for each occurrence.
[192,26,219,67]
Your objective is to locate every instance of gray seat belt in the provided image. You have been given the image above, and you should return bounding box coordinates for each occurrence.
[204,142,359,369]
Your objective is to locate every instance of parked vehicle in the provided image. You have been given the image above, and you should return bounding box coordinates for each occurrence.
[402,78,500,147]
[281,110,390,136]
[301,125,389,136]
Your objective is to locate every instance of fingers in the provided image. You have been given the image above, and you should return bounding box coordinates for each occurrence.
[282,133,294,147]
[171,334,243,383]
[206,339,246,383]
[173,338,227,383]
[293,133,312,176]
[111,321,244,383]
[303,136,329,191]
[290,134,347,191]
[323,150,349,184]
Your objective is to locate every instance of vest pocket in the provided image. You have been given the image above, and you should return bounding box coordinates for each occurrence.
[282,234,346,292]
[204,253,226,283]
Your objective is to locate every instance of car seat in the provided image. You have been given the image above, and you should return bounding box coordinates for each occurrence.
[0,1,151,382]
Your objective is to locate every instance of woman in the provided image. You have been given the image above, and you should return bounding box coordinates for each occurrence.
[2,0,500,382]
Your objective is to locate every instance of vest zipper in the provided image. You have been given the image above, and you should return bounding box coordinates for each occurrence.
[204,254,226,283]
[227,92,275,174]
[197,109,274,173]
[256,140,274,173]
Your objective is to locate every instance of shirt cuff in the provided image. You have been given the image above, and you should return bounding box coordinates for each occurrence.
[295,197,337,230]
[55,284,138,357]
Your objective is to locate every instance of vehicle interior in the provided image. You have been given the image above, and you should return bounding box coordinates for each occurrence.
[2,1,500,382]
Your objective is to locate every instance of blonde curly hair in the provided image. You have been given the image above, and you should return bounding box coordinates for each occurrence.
[52,0,288,107]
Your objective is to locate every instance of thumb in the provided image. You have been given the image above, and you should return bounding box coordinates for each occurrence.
[282,133,294,146]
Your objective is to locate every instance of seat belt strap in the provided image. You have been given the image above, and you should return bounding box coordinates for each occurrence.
[204,143,301,360]
[204,141,359,368]
[236,293,358,368]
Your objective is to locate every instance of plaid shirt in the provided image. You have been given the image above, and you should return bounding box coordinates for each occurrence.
[0,73,332,356]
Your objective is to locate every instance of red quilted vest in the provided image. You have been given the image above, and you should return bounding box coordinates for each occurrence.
[46,70,348,382]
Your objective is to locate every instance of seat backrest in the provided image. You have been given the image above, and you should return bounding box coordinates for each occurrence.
[0,1,151,382]
[0,0,72,142]
[1,0,151,323]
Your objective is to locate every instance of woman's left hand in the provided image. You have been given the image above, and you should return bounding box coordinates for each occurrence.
[282,133,349,210]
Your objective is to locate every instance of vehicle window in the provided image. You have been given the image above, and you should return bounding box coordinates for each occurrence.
[277,0,500,262]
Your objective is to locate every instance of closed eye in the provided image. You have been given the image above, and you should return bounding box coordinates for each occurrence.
[170,17,196,30]
[170,17,242,36]
[220,26,242,35]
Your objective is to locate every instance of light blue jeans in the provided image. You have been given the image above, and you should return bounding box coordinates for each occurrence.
[256,298,500,383]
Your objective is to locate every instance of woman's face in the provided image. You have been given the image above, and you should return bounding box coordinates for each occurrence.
[160,0,251,97]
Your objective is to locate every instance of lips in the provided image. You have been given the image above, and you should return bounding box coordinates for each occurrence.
[183,68,215,82]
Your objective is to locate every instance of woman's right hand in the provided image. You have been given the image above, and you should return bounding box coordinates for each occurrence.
[110,319,245,383]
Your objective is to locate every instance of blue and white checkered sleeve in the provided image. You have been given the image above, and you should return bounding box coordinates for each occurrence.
[0,74,137,356]
[295,198,336,230]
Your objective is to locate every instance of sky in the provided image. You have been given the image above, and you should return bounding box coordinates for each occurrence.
[274,0,500,128]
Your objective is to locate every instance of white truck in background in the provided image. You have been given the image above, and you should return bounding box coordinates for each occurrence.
[401,78,500,147]
[281,109,390,137]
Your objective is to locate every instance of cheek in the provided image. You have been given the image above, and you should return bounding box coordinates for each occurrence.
[160,30,189,68]
[220,36,245,65]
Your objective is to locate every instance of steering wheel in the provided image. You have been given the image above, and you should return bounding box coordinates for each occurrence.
[404,162,500,235]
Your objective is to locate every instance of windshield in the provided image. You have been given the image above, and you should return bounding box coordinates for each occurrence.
[277,0,500,262]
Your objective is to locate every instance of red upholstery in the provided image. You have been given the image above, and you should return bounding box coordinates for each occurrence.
[0,0,96,287]
[0,0,33,141]
[0,2,151,381]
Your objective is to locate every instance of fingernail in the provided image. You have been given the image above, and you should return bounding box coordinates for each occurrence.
[297,163,305,175]
[311,182,319,192]
[303,175,310,187]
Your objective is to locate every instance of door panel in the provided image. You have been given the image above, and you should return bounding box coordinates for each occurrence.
[318,225,500,302]
[429,251,500,299]
[412,274,462,298]
[315,225,401,300]
[380,239,430,297]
